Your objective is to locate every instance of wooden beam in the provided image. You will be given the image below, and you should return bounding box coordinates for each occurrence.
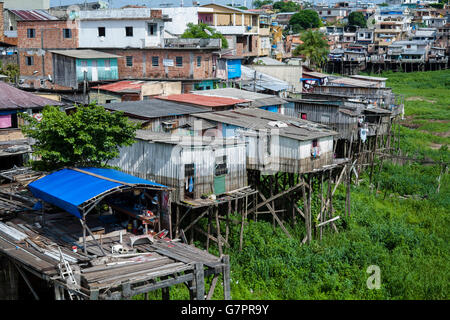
[183,209,208,234]
[206,275,219,300]
[316,216,340,228]
[248,181,307,215]
[259,193,292,238]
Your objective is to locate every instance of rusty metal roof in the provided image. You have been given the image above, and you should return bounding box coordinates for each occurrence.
[91,81,146,93]
[8,10,58,21]
[157,93,249,108]
[0,82,65,110]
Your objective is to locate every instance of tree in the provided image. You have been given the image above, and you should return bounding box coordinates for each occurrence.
[288,9,322,33]
[181,23,228,49]
[0,61,19,83]
[20,103,139,170]
[253,0,273,8]
[273,1,300,12]
[293,30,329,70]
[348,11,367,28]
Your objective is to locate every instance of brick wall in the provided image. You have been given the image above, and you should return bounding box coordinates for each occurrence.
[17,20,78,90]
[103,49,215,80]
[0,2,4,43]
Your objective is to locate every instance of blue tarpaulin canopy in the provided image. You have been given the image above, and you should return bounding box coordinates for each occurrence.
[28,167,167,219]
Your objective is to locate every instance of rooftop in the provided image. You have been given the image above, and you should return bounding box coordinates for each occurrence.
[49,50,122,59]
[8,9,58,21]
[102,99,209,119]
[156,93,249,108]
[192,108,337,141]
[0,82,65,110]
[91,81,147,93]
[191,88,286,106]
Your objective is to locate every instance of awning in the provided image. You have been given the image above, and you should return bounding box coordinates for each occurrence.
[28,167,168,219]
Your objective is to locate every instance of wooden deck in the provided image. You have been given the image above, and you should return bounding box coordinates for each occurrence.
[0,197,230,300]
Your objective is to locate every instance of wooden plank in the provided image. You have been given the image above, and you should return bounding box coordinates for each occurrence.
[206,274,219,300]
[316,216,340,228]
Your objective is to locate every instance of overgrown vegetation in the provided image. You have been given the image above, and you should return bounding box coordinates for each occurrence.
[138,70,449,300]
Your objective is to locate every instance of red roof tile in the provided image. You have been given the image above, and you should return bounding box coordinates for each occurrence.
[157,93,249,107]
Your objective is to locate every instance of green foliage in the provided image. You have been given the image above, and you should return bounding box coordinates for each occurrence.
[20,103,139,170]
[348,11,367,28]
[288,9,322,33]
[429,3,444,9]
[0,61,19,83]
[181,23,228,49]
[273,1,300,12]
[293,30,329,69]
[253,0,273,8]
[379,3,389,6]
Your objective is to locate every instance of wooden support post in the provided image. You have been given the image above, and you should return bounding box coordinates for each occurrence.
[194,263,205,300]
[320,172,324,241]
[206,208,212,251]
[346,165,351,217]
[54,284,65,300]
[226,200,231,243]
[175,205,180,238]
[13,263,39,300]
[215,206,223,256]
[162,284,170,300]
[168,192,172,239]
[307,175,312,243]
[222,255,231,300]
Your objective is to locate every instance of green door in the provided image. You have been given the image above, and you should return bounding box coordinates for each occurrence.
[214,175,226,195]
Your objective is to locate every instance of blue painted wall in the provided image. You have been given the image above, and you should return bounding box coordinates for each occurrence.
[227,59,242,79]
[76,58,119,82]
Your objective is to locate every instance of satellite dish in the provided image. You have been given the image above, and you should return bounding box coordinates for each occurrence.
[367,14,377,29]
[204,28,213,36]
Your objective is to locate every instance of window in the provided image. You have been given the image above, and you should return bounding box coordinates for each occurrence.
[148,23,157,36]
[80,60,88,72]
[26,56,34,66]
[63,28,72,39]
[151,56,159,67]
[98,27,105,37]
[197,56,201,67]
[27,28,35,38]
[312,139,318,147]
[175,56,183,67]
[215,156,228,176]
[125,26,133,37]
[126,56,133,67]
[104,59,111,71]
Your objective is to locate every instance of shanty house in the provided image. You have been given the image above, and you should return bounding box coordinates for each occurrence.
[50,50,121,89]
[0,82,65,169]
[192,108,338,174]
[110,131,248,202]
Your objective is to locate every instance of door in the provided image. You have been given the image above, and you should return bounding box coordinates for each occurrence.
[214,155,227,195]
[91,60,98,82]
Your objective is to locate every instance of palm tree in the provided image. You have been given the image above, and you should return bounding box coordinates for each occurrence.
[293,30,330,71]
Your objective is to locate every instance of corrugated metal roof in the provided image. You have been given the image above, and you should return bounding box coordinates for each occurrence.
[329,77,378,88]
[91,81,146,93]
[193,108,338,141]
[103,99,210,119]
[349,75,388,82]
[49,50,122,59]
[0,82,65,110]
[191,88,286,107]
[240,66,289,92]
[157,93,249,107]
[9,10,58,21]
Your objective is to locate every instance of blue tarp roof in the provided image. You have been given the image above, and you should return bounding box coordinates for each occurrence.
[28,168,167,219]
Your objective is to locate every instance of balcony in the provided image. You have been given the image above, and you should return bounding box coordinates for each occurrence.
[3,30,17,38]
[163,38,222,49]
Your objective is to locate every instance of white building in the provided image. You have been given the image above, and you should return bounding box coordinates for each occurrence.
[77,8,171,49]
